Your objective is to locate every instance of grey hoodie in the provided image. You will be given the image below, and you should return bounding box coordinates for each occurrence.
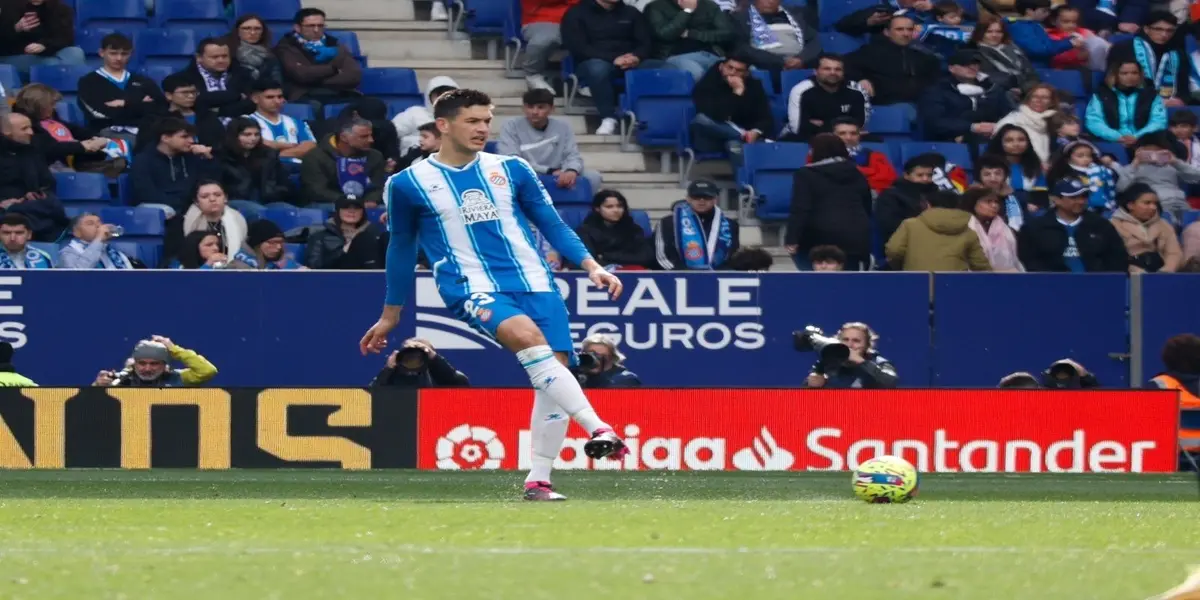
[496,116,585,175]
[1110,158,1200,218]
[391,75,458,154]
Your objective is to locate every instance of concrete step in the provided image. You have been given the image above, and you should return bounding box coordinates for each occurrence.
[621,187,683,211]
[586,151,647,173]
[601,172,681,184]
[328,19,443,32]
[309,0,415,20]
[404,72,526,96]
[356,30,474,60]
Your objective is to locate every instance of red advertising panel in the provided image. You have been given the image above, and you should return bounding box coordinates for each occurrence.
[417,389,1180,473]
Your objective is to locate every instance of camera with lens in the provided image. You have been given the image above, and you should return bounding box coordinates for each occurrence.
[577,351,602,373]
[1041,359,1098,389]
[108,367,134,387]
[395,346,430,371]
[793,325,850,367]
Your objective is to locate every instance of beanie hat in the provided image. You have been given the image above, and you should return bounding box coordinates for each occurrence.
[246,219,285,249]
[131,340,170,363]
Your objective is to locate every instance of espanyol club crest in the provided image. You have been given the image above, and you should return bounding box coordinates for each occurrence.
[346,162,365,176]
[684,241,703,261]
[489,172,507,187]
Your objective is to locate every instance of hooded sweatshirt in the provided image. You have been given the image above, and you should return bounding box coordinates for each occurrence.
[1109,158,1200,218]
[786,158,872,256]
[885,207,993,271]
[496,115,585,175]
[1109,207,1182,272]
[391,75,458,155]
[128,147,212,213]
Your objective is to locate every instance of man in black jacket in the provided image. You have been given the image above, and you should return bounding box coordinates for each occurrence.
[370,338,468,388]
[128,118,214,215]
[0,114,68,242]
[690,55,773,159]
[170,38,256,119]
[836,0,935,36]
[1018,178,1128,272]
[77,33,165,137]
[782,53,869,141]
[785,133,872,270]
[845,15,940,107]
[918,50,1010,142]
[134,73,224,153]
[874,153,940,247]
[561,0,662,136]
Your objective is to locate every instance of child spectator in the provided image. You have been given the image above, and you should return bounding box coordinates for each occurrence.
[970,16,1039,97]
[919,1,973,61]
[885,189,993,272]
[0,0,85,78]
[224,15,282,85]
[1006,0,1081,68]
[396,122,439,172]
[1167,109,1200,169]
[1104,132,1200,221]
[1109,183,1183,273]
[985,124,1047,197]
[1044,6,1106,72]
[875,153,940,245]
[575,189,653,269]
[1106,12,1185,107]
[217,117,294,208]
[1048,140,1116,214]
[13,83,120,176]
[961,186,1023,271]
[975,154,1028,230]
[1086,59,1166,145]
[725,246,773,271]
[77,33,166,138]
[808,245,846,271]
[995,84,1059,163]
[391,76,456,155]
[1048,111,1085,155]
[828,118,895,193]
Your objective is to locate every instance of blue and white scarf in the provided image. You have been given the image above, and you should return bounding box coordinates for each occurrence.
[1003,194,1024,231]
[920,24,973,44]
[1009,163,1045,192]
[1070,163,1116,212]
[1186,36,1200,99]
[747,5,804,51]
[232,248,302,270]
[1133,37,1178,98]
[1095,0,1117,17]
[674,201,732,270]
[293,33,339,64]
[0,247,53,269]
[336,156,371,199]
[67,239,131,269]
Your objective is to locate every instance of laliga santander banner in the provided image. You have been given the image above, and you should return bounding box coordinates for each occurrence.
[417,389,1180,473]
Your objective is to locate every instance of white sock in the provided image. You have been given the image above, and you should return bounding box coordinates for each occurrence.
[517,345,609,434]
[525,389,568,484]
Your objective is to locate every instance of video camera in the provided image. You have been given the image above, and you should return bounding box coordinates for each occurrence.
[793,326,850,368]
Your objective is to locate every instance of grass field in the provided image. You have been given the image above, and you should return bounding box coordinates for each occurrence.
[0,471,1197,600]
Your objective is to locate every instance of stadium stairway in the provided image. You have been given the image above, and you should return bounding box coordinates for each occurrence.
[319,0,774,265]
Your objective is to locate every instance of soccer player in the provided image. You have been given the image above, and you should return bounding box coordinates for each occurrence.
[359,89,627,501]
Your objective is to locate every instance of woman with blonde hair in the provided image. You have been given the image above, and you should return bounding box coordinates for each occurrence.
[12,83,120,175]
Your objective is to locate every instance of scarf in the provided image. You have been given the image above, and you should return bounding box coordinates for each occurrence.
[197,65,228,92]
[1187,36,1200,98]
[0,247,52,269]
[980,44,1025,78]
[294,32,339,64]
[232,248,301,270]
[1133,37,1178,98]
[1009,162,1044,192]
[337,156,371,198]
[1096,0,1117,17]
[68,239,131,269]
[236,43,272,76]
[674,201,732,270]
[1069,163,1116,212]
[747,6,803,51]
[1003,194,1024,231]
[968,215,1023,272]
[1000,104,1055,162]
[921,24,973,44]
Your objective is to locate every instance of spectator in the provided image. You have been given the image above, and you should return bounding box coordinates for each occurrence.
[845,15,941,107]
[1018,177,1128,272]
[58,212,132,269]
[0,213,51,269]
[173,231,227,269]
[92,336,217,387]
[1106,12,1184,107]
[334,98,401,166]
[397,122,439,172]
[275,8,363,110]
[129,118,214,216]
[644,0,736,83]
[969,15,1039,97]
[1049,111,1085,155]
[809,244,846,271]
[174,179,248,260]
[689,54,773,160]
[578,333,641,388]
[561,0,659,136]
[731,0,821,84]
[498,89,602,195]
[1147,335,1200,424]
[1046,139,1116,214]
[918,1,974,61]
[784,133,872,270]
[885,189,992,271]
[984,124,1046,196]
[217,117,293,208]
[0,0,84,78]
[804,322,899,389]
[827,118,895,193]
[519,0,577,92]
[995,84,1059,162]
[575,189,654,269]
[1044,6,1106,72]
[1086,59,1166,145]
[13,83,119,175]
[836,0,934,36]
[1167,109,1200,169]
[225,15,283,84]
[0,113,67,241]
[724,246,773,271]
[1067,0,1146,35]
[77,33,165,138]
[961,186,1023,271]
[875,153,940,247]
[1109,183,1182,273]
[370,338,469,388]
[1185,216,1200,261]
[247,79,317,165]
[782,54,869,142]
[653,179,739,270]
[172,38,255,119]
[975,154,1030,230]
[1105,132,1200,221]
[1007,0,1081,68]
[304,195,387,270]
[919,50,1012,143]
[391,76,457,155]
[230,219,304,270]
[134,73,225,153]
[300,117,385,208]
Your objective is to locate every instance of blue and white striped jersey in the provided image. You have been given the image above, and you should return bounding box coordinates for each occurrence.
[383,152,591,306]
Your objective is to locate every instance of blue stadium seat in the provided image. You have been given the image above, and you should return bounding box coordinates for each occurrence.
[1094,141,1129,165]
[623,69,694,147]
[76,0,147,30]
[538,174,592,205]
[99,207,167,237]
[460,0,508,35]
[30,65,94,94]
[818,0,877,30]
[780,69,814,97]
[360,68,422,103]
[818,31,864,55]
[867,105,913,140]
[557,206,589,230]
[55,172,111,202]
[1168,106,1200,122]
[328,31,362,57]
[1035,69,1085,101]
[900,142,972,169]
[232,0,300,22]
[323,103,352,119]
[630,210,653,238]
[285,243,306,262]
[0,65,18,93]
[281,103,315,122]
[1183,210,1200,228]
[136,29,202,69]
[262,207,325,231]
[861,141,899,170]
[386,98,425,118]
[138,64,176,85]
[75,28,115,56]
[154,0,229,28]
[751,70,777,99]
[111,240,163,266]
[742,142,808,220]
[54,101,85,125]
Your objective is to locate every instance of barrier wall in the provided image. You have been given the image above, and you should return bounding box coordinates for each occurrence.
[1,271,1196,387]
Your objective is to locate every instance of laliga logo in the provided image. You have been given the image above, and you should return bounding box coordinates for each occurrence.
[436,424,505,470]
[731,427,795,471]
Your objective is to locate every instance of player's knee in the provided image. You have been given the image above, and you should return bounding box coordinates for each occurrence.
[497,317,548,349]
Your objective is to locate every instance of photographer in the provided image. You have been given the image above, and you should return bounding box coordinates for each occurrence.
[576,334,641,389]
[370,338,468,388]
[1040,359,1099,389]
[93,336,217,387]
[803,322,898,389]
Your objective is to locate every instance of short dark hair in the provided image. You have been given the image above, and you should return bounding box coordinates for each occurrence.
[903,152,943,173]
[188,178,226,204]
[417,121,440,136]
[927,190,960,209]
[294,8,326,24]
[1162,334,1200,374]
[1170,110,1198,127]
[0,213,32,230]
[156,117,195,140]
[933,1,963,17]
[100,33,133,51]
[196,37,228,56]
[1118,182,1157,210]
[814,53,844,68]
[1015,0,1051,15]
[808,245,846,265]
[428,84,457,103]
[1134,131,1172,150]
[1144,10,1178,27]
[973,154,1011,178]
[434,88,492,121]
[959,186,1000,212]
[251,79,284,94]
[521,88,555,107]
[809,132,848,161]
[829,116,859,130]
[725,247,773,271]
[161,73,196,94]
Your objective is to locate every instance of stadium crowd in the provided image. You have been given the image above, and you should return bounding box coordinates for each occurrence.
[0,0,1199,274]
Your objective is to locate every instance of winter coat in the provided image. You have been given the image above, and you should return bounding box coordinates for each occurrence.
[304,218,388,270]
[19,111,107,166]
[298,138,386,207]
[875,178,936,246]
[77,71,166,130]
[919,75,1012,142]
[391,75,457,155]
[169,61,256,118]
[1006,18,1074,67]
[885,207,993,271]
[967,215,1023,272]
[974,43,1040,94]
[217,148,294,204]
[644,0,736,60]
[692,65,774,135]
[0,136,68,241]
[182,205,248,259]
[562,0,653,64]
[0,0,75,57]
[1109,208,1182,272]
[785,158,872,256]
[274,33,362,101]
[996,104,1056,163]
[1017,210,1129,272]
[845,35,940,106]
[133,109,226,154]
[575,212,653,268]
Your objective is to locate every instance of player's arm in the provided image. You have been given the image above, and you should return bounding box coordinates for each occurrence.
[361,175,419,355]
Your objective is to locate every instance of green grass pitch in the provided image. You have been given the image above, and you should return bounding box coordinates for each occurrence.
[0,470,1196,599]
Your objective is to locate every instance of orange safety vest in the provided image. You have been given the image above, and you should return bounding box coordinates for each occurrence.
[1152,374,1200,452]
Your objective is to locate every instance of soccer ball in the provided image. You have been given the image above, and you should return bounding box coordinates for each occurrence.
[852,455,919,504]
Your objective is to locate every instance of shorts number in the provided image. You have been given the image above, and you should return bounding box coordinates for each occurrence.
[463,293,495,318]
